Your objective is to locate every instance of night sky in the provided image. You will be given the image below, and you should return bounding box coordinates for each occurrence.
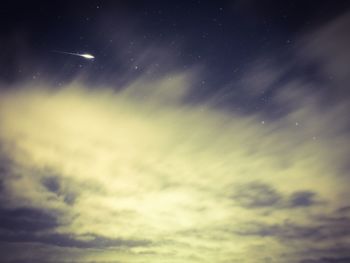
[1,1,350,262]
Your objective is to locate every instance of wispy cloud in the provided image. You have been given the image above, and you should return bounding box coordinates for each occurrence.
[0,12,349,263]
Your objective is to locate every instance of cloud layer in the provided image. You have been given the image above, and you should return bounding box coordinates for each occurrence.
[0,12,350,263]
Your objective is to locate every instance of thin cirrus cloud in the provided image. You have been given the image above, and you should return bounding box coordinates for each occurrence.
[0,12,350,263]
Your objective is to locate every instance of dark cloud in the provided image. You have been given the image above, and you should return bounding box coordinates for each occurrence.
[0,209,150,249]
[235,215,350,241]
[300,12,350,92]
[231,182,282,208]
[300,257,350,263]
[0,146,13,180]
[0,151,18,205]
[299,245,350,263]
[232,182,320,210]
[0,206,150,249]
[42,176,60,193]
[337,206,350,214]
[0,232,151,249]
[214,12,350,119]
[5,261,121,263]
[0,207,58,232]
[41,174,77,206]
[288,191,317,207]
[1,233,151,251]
[235,221,320,239]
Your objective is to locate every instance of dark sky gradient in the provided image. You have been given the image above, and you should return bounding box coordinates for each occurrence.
[1,0,349,115]
[1,1,349,83]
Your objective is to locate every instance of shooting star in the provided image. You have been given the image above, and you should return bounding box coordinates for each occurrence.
[52,50,95,60]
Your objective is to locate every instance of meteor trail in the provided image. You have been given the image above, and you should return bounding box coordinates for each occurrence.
[52,50,95,60]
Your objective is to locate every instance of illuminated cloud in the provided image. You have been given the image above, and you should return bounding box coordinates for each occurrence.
[0,12,349,263]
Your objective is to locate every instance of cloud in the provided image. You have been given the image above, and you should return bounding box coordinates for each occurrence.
[0,11,350,263]
[300,12,350,93]
[41,174,77,206]
[235,215,350,240]
[0,207,58,232]
[231,182,320,209]
[0,232,150,249]
[231,182,282,208]
[301,258,350,263]
[288,191,318,207]
[299,245,350,263]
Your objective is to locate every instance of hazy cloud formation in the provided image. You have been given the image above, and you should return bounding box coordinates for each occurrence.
[0,11,350,263]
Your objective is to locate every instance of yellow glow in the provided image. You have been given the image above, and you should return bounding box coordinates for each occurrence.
[0,73,348,262]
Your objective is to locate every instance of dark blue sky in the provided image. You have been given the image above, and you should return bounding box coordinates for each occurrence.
[1,0,349,115]
[1,0,349,81]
